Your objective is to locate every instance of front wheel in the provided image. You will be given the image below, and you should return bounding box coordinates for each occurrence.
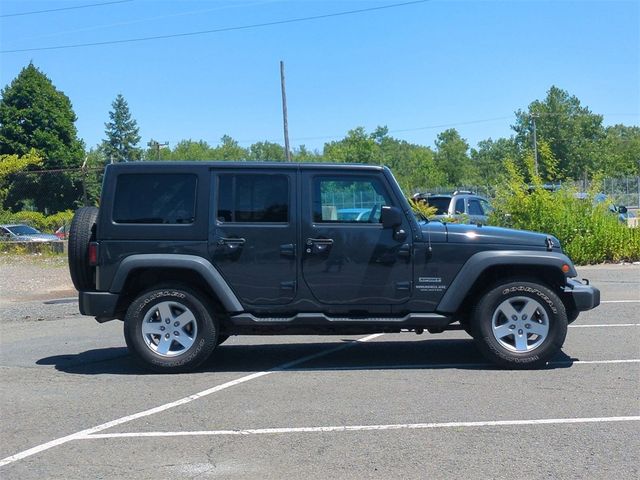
[124,287,218,373]
[472,280,568,368]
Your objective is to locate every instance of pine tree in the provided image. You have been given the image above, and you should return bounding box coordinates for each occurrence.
[102,94,142,162]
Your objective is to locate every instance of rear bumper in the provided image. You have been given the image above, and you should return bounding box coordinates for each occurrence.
[564,278,600,312]
[79,291,120,321]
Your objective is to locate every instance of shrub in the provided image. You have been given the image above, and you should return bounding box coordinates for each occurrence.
[489,158,640,265]
[0,209,74,233]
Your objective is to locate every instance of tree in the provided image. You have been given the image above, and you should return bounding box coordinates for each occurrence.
[102,94,142,162]
[323,127,382,164]
[512,86,605,179]
[434,129,476,186]
[0,150,42,211]
[210,135,247,161]
[248,141,285,161]
[596,125,640,176]
[171,139,213,160]
[470,138,517,186]
[0,63,84,212]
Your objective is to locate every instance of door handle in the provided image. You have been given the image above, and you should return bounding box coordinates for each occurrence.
[280,243,295,257]
[217,237,245,254]
[305,238,333,256]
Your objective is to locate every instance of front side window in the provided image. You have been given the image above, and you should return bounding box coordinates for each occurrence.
[314,177,391,223]
[454,198,465,214]
[113,174,197,224]
[217,174,289,223]
[468,199,484,215]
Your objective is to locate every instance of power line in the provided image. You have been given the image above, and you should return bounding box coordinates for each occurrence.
[0,0,133,19]
[0,0,431,54]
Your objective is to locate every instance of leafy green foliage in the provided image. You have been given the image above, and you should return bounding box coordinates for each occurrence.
[512,86,606,179]
[434,129,477,186]
[0,64,84,212]
[102,94,142,162]
[490,157,640,264]
[0,150,43,211]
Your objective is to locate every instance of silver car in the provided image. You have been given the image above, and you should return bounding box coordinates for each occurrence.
[0,224,60,242]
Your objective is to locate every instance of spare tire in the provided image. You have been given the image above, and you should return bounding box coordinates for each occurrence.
[68,206,98,291]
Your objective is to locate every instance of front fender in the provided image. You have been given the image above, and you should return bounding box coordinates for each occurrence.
[436,250,577,313]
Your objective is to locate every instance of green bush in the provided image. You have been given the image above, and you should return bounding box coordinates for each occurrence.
[489,159,640,265]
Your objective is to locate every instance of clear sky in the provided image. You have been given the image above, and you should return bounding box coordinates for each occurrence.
[1,0,638,153]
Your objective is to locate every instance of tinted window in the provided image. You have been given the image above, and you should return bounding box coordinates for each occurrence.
[454,198,465,214]
[426,197,451,215]
[217,174,289,223]
[314,177,390,223]
[468,199,484,215]
[113,174,197,224]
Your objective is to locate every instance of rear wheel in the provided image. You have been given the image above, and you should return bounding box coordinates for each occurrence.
[472,280,567,368]
[124,287,218,373]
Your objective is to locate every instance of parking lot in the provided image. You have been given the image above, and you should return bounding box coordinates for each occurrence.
[0,263,638,479]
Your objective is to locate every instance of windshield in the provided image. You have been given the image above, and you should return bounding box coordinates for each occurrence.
[425,197,451,215]
[8,225,40,235]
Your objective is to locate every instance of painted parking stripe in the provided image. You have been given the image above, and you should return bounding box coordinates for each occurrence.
[0,333,383,468]
[287,358,640,371]
[83,416,640,439]
[600,300,640,303]
[569,323,640,328]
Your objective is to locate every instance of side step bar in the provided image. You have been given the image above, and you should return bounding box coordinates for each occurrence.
[230,312,451,328]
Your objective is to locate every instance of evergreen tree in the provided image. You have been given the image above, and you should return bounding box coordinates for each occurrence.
[102,94,142,162]
[0,63,84,212]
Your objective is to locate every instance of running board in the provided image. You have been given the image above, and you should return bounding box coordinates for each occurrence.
[230,312,451,328]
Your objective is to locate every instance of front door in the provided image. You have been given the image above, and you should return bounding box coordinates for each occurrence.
[211,170,297,305]
[301,171,413,305]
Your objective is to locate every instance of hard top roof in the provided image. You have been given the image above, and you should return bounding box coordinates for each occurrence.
[107,161,386,171]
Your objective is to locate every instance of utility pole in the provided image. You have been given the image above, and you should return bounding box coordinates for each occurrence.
[280,60,291,162]
[531,113,539,175]
[147,140,169,160]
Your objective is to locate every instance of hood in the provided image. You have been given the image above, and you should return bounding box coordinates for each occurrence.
[425,223,561,249]
[17,234,60,242]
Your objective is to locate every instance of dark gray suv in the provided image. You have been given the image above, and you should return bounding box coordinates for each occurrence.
[413,191,492,224]
[68,162,599,372]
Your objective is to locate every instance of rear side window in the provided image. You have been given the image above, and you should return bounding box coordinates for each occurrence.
[426,197,451,215]
[454,198,465,214]
[113,174,197,224]
[217,174,289,223]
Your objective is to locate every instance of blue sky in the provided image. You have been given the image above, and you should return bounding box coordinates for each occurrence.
[1,0,638,153]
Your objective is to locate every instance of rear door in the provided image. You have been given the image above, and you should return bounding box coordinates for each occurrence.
[210,169,297,305]
[300,171,413,305]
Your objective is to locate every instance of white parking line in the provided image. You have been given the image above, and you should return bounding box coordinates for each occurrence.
[569,323,640,328]
[601,300,640,303]
[83,416,640,439]
[289,358,640,371]
[0,333,383,468]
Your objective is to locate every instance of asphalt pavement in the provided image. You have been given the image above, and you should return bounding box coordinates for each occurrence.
[0,264,638,479]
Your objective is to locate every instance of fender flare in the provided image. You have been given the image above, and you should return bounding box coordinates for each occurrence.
[436,250,576,313]
[110,254,243,313]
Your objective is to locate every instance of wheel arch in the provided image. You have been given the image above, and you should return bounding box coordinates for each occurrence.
[110,254,243,316]
[438,250,575,315]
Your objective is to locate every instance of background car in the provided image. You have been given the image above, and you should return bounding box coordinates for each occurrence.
[0,224,60,242]
[412,191,492,224]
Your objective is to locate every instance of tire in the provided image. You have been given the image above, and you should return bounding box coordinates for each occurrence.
[68,206,98,291]
[124,287,218,373]
[472,280,568,369]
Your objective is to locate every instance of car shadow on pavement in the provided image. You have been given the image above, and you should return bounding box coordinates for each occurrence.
[36,338,575,375]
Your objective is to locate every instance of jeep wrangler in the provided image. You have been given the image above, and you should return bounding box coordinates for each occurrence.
[68,162,600,372]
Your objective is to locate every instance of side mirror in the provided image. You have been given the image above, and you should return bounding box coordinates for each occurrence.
[380,205,403,229]
[618,205,628,214]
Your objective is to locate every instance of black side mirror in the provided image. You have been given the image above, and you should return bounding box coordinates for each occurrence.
[380,206,403,229]
[618,205,628,214]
